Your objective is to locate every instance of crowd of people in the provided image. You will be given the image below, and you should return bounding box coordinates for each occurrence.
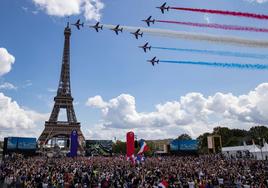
[0,154,267,188]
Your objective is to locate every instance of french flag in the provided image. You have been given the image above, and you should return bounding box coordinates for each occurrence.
[137,139,149,155]
[158,180,168,188]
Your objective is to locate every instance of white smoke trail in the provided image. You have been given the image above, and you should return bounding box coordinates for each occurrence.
[101,24,268,48]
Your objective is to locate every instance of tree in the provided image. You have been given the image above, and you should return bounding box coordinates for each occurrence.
[197,132,210,154]
[177,133,192,140]
[112,141,126,154]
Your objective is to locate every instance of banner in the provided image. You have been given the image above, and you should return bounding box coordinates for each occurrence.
[70,130,78,157]
[207,136,213,149]
[126,131,135,161]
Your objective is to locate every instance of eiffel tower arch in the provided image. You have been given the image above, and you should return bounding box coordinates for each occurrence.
[38,24,85,148]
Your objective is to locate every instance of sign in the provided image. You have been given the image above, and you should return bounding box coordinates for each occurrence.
[207,136,213,149]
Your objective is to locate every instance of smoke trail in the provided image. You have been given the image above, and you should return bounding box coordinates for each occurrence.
[156,20,268,33]
[170,7,268,20]
[159,60,268,70]
[102,24,268,48]
[152,47,268,60]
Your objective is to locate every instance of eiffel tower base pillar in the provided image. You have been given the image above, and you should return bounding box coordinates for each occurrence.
[38,122,85,150]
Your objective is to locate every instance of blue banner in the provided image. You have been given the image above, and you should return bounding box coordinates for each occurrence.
[69,130,78,157]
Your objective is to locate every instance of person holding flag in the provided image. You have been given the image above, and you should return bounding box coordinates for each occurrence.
[136,139,150,163]
[137,139,149,155]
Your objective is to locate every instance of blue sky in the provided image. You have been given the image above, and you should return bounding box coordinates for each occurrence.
[1,0,268,140]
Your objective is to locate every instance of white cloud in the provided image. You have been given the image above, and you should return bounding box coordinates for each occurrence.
[0,82,17,90]
[0,93,48,139]
[82,0,104,21]
[32,0,104,21]
[245,0,268,3]
[22,80,33,88]
[0,48,15,76]
[86,83,268,139]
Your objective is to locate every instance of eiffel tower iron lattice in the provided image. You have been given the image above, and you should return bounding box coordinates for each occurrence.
[39,24,85,146]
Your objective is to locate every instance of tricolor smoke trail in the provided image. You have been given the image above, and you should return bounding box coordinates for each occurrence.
[170,7,268,20]
[159,60,268,70]
[152,47,268,60]
[156,20,268,33]
[102,24,268,48]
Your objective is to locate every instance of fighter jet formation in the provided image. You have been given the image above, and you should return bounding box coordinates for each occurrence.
[70,2,171,66]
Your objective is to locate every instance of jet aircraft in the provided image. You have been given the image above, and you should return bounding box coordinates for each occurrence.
[110,25,123,35]
[131,29,143,39]
[139,42,151,53]
[157,2,170,14]
[147,57,159,66]
[142,16,155,27]
[72,19,84,30]
[90,22,103,32]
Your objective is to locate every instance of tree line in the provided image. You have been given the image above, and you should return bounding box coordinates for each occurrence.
[112,126,268,154]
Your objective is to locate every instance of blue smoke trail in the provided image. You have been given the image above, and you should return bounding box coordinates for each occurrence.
[152,47,268,60]
[159,60,268,70]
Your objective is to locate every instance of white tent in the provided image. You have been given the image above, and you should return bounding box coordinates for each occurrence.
[259,142,268,160]
[222,145,252,158]
[262,142,268,152]
[249,144,261,153]
[222,142,268,160]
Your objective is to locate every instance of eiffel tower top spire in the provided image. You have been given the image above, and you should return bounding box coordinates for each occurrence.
[57,25,72,97]
[47,25,77,123]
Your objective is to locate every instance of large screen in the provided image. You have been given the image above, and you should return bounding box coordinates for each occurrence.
[179,140,198,151]
[17,138,36,150]
[85,140,112,156]
[7,137,18,149]
[170,140,179,151]
[170,140,198,151]
[5,137,36,150]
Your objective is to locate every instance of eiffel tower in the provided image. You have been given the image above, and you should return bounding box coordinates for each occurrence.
[39,24,85,147]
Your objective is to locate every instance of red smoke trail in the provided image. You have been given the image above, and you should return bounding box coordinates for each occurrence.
[156,20,268,33]
[170,7,268,20]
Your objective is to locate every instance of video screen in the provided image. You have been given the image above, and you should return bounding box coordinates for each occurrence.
[170,140,198,151]
[170,140,179,151]
[179,140,198,151]
[85,140,112,156]
[7,137,18,149]
[17,138,37,150]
